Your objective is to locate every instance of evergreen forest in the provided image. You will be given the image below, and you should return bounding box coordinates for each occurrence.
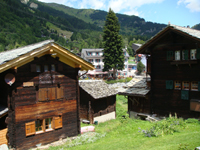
[0,0,199,56]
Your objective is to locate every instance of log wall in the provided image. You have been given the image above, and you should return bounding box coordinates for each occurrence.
[4,55,80,150]
[149,31,200,118]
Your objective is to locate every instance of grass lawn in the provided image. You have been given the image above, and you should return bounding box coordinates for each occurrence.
[128,56,136,64]
[48,95,200,150]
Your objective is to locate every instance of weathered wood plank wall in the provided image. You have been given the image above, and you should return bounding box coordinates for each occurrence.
[4,55,80,150]
[149,31,200,118]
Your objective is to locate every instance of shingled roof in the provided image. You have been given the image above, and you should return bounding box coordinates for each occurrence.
[0,40,94,73]
[118,77,150,97]
[137,24,200,54]
[79,80,117,99]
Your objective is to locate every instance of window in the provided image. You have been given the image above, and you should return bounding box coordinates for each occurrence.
[175,51,180,60]
[45,118,52,131]
[190,49,197,60]
[44,65,48,72]
[181,90,189,100]
[35,119,43,133]
[167,51,173,61]
[96,65,101,69]
[95,59,100,62]
[191,81,198,91]
[89,59,93,63]
[25,116,62,136]
[166,80,173,89]
[51,64,56,71]
[182,50,188,60]
[88,52,92,56]
[96,52,99,56]
[174,81,181,90]
[36,65,41,72]
[182,81,190,90]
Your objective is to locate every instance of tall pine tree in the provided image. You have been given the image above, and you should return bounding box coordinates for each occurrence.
[103,8,124,78]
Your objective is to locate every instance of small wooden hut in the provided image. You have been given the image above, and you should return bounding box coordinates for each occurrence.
[79,80,117,124]
[136,24,200,118]
[118,77,150,117]
[0,40,94,149]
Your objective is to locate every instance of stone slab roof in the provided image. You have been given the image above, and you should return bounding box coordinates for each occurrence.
[0,105,8,118]
[118,76,150,97]
[79,80,117,99]
[0,40,53,65]
[137,24,200,54]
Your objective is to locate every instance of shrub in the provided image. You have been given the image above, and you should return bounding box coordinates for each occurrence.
[139,114,186,137]
[65,132,106,148]
[137,61,145,74]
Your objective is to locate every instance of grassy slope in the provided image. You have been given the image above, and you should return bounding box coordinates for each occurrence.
[48,95,200,150]
[46,22,73,39]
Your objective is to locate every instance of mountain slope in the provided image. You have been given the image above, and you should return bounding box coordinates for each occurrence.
[45,3,167,37]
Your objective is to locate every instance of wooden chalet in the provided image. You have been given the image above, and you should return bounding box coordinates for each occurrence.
[136,24,200,118]
[118,77,150,117]
[0,40,94,149]
[79,80,117,124]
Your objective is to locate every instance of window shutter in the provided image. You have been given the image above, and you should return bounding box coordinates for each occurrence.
[57,87,64,99]
[184,50,188,60]
[38,88,48,101]
[48,87,56,100]
[54,116,62,129]
[31,64,36,72]
[181,90,189,100]
[25,121,35,136]
[198,82,200,91]
[197,48,200,59]
[167,51,173,61]
[166,80,173,89]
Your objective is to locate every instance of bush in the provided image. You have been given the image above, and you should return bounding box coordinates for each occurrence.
[65,132,106,148]
[105,77,132,84]
[139,114,186,137]
[137,61,145,74]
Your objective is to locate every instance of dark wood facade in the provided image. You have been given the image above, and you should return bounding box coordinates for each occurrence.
[79,87,116,124]
[128,96,151,115]
[0,40,94,149]
[137,25,200,118]
[0,55,81,149]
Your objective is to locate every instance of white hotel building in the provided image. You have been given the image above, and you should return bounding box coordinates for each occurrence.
[81,48,129,77]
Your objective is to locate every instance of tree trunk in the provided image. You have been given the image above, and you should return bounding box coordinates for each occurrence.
[113,67,116,79]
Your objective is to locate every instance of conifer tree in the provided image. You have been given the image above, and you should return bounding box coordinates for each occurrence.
[103,8,124,78]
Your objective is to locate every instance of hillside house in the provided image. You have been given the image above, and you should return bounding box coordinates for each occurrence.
[0,40,94,149]
[79,80,117,124]
[136,24,200,118]
[81,48,129,78]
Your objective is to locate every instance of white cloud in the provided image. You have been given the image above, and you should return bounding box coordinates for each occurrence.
[108,0,164,16]
[78,0,106,9]
[38,0,67,4]
[177,0,200,12]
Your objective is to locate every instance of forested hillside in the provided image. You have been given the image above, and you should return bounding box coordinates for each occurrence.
[1,0,198,56]
[45,3,167,37]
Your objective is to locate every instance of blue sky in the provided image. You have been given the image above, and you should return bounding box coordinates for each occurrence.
[38,0,200,27]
